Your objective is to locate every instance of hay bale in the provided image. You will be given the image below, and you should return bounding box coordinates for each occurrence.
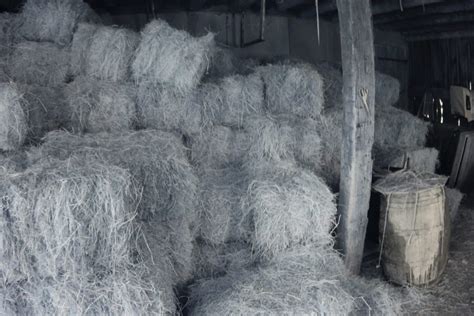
[197,168,248,245]
[191,125,250,168]
[244,115,322,173]
[445,188,464,222]
[318,109,343,190]
[199,73,264,128]
[20,84,68,142]
[375,107,429,149]
[374,147,439,173]
[242,165,337,259]
[8,41,69,87]
[192,241,254,280]
[256,63,324,118]
[70,22,99,78]
[206,48,259,79]
[132,19,215,92]
[136,83,201,136]
[0,150,27,173]
[0,13,20,58]
[314,62,343,110]
[0,83,27,151]
[85,25,139,82]
[19,0,98,46]
[376,72,400,108]
[66,77,136,133]
[0,157,176,314]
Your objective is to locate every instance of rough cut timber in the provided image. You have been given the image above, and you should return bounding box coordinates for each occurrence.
[336,0,375,274]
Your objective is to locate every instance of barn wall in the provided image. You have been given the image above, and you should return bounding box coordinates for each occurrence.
[102,11,408,107]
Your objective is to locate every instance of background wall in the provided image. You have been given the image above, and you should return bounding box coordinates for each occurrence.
[103,11,409,108]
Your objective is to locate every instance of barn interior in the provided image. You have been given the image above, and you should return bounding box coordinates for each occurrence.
[0,0,473,315]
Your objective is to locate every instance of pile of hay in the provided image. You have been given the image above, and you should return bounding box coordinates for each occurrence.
[85,25,139,82]
[374,147,439,173]
[242,165,337,259]
[0,157,176,314]
[30,130,198,284]
[8,41,69,87]
[256,63,324,118]
[132,19,215,92]
[199,73,264,128]
[19,0,98,46]
[197,168,248,245]
[136,83,201,136]
[189,246,412,315]
[70,22,99,77]
[66,77,136,133]
[244,115,322,174]
[445,188,464,222]
[376,72,401,108]
[20,84,68,142]
[191,125,250,168]
[0,83,27,151]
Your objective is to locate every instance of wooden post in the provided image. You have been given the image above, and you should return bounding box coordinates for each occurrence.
[336,0,375,274]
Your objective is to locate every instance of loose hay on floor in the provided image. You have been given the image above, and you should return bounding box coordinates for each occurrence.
[242,165,337,259]
[19,0,98,46]
[199,73,264,128]
[85,25,139,82]
[132,19,215,92]
[256,62,324,118]
[189,246,411,315]
[8,41,69,87]
[70,22,99,77]
[66,77,136,133]
[0,83,27,151]
[0,157,176,315]
[136,83,201,136]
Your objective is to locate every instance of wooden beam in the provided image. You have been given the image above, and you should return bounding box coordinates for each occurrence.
[374,0,474,24]
[336,0,375,274]
[371,0,445,15]
[406,29,474,41]
[379,11,474,32]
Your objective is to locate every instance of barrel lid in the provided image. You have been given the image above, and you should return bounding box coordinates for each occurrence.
[373,171,448,195]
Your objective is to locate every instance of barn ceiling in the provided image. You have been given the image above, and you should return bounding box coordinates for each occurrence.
[2,0,473,41]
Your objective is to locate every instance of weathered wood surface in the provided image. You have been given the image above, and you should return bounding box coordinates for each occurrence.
[336,0,375,274]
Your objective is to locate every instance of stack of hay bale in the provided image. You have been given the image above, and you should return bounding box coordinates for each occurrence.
[0,0,421,314]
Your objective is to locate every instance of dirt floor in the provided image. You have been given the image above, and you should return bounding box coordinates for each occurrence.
[362,194,474,315]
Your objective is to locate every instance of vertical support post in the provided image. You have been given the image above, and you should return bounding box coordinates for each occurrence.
[336,0,376,274]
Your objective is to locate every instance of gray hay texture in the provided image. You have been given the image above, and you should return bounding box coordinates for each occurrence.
[0,13,20,58]
[374,147,439,174]
[132,19,215,92]
[244,115,322,174]
[317,109,342,190]
[136,83,201,136]
[192,241,254,280]
[197,168,248,245]
[69,22,99,78]
[376,72,401,108]
[445,187,464,222]
[373,171,447,195]
[375,107,429,149]
[85,25,139,82]
[0,83,27,151]
[206,47,259,79]
[314,62,343,110]
[8,41,69,87]
[191,125,250,168]
[256,62,324,118]
[20,84,68,142]
[189,246,412,315]
[19,0,98,46]
[30,130,198,283]
[0,150,27,173]
[66,77,136,133]
[199,73,264,128]
[242,165,337,259]
[0,157,175,315]
[0,67,10,83]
